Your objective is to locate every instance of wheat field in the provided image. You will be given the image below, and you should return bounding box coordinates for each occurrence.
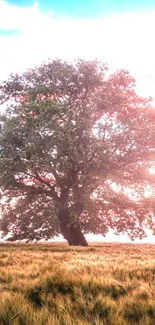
[0,243,155,324]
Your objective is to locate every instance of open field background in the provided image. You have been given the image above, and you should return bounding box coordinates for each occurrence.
[0,243,155,324]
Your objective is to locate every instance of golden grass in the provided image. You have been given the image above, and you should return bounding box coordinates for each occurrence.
[0,243,155,324]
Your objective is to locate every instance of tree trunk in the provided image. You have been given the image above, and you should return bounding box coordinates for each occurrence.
[59,208,88,246]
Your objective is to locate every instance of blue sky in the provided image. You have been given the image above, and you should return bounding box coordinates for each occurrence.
[5,0,155,17]
[0,0,155,99]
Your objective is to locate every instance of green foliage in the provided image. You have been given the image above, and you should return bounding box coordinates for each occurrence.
[0,59,155,241]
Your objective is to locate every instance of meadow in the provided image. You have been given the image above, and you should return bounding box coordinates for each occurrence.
[0,243,155,324]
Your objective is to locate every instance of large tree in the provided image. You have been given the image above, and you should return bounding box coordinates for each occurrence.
[0,59,155,246]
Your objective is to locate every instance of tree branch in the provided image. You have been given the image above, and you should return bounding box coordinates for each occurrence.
[13,180,60,201]
[34,170,60,201]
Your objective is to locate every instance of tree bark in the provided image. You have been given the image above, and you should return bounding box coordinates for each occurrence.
[59,208,88,246]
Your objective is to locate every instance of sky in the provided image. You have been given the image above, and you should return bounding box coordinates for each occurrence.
[0,0,155,99]
[0,0,155,243]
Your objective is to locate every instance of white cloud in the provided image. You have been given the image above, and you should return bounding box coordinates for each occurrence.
[0,0,42,31]
[0,0,155,99]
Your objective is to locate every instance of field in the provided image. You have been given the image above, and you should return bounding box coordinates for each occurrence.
[0,243,155,324]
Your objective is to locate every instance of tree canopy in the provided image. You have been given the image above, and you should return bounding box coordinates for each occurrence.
[0,59,155,245]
